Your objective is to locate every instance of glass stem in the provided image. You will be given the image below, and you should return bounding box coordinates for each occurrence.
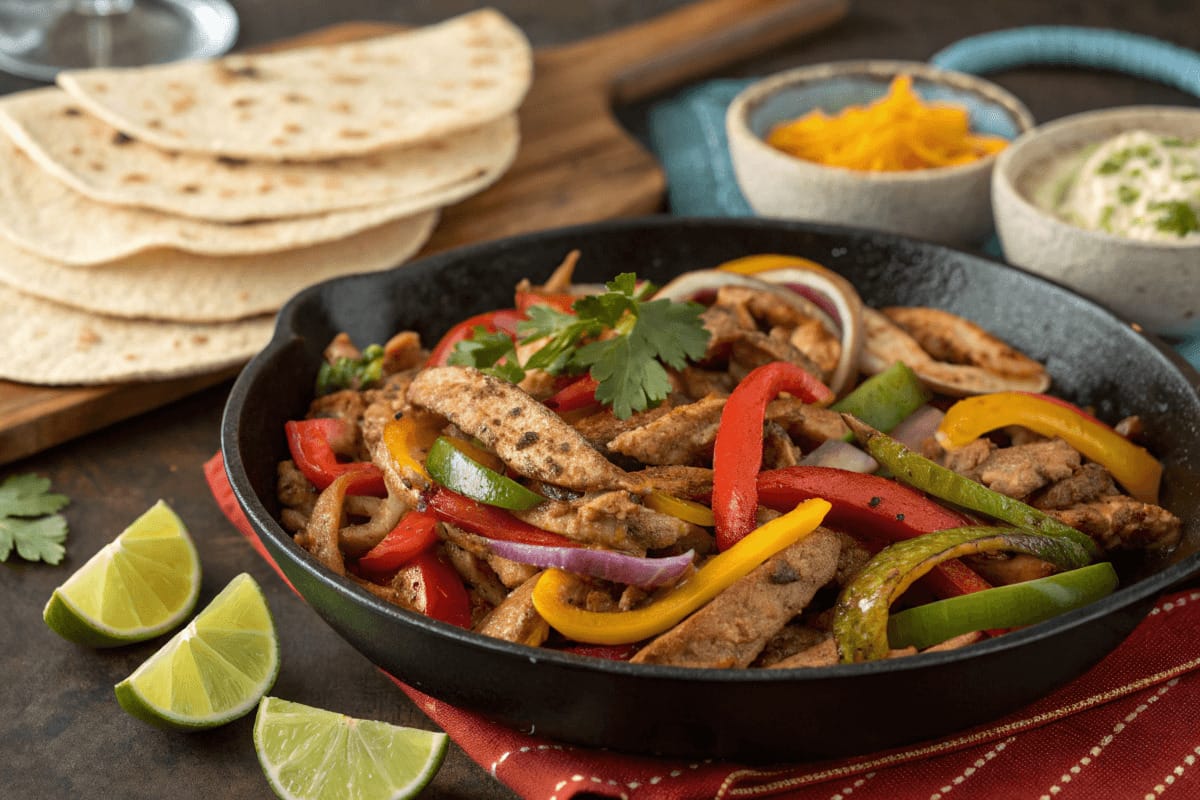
[74,0,135,16]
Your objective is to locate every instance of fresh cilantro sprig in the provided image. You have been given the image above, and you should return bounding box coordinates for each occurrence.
[449,273,711,419]
[0,473,70,565]
[316,344,384,396]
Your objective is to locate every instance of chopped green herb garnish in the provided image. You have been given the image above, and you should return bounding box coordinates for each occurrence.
[1099,205,1116,232]
[316,344,384,395]
[0,474,69,564]
[1149,200,1200,237]
[1097,148,1132,174]
[450,273,711,419]
[1117,185,1140,205]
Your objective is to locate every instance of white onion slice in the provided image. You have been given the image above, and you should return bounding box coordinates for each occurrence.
[890,405,946,453]
[799,440,878,473]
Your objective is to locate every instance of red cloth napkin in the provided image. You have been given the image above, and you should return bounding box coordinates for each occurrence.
[205,453,1200,800]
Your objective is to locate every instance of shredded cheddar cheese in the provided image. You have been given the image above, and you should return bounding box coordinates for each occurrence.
[766,75,1008,172]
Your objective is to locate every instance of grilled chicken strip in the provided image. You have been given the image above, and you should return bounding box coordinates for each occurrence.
[513,490,694,552]
[861,307,1050,396]
[630,527,841,668]
[407,366,646,493]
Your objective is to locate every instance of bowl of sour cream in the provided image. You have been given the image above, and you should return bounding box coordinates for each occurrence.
[993,106,1200,337]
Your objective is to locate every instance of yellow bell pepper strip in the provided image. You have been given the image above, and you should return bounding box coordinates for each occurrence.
[531,498,832,646]
[425,436,545,511]
[832,361,931,439]
[845,414,1101,559]
[833,526,1093,663]
[715,254,833,275]
[886,562,1118,651]
[644,491,716,527]
[382,416,439,483]
[936,391,1163,505]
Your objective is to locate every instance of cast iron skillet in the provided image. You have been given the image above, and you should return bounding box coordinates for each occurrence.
[222,217,1200,762]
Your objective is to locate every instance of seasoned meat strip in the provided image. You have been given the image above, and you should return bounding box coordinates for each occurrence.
[572,402,674,455]
[882,306,1048,380]
[765,398,850,443]
[513,491,693,552]
[607,396,724,466]
[407,366,645,493]
[946,439,1080,499]
[1031,463,1117,510]
[629,465,714,498]
[630,528,841,668]
[1049,496,1182,551]
[475,572,549,646]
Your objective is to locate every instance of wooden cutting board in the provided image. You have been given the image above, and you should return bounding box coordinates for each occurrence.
[0,0,847,466]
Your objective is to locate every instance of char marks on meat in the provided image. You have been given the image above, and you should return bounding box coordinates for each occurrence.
[513,490,694,552]
[407,366,645,493]
[1050,496,1182,551]
[630,528,841,668]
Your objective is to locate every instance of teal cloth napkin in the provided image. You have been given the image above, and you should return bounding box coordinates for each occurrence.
[645,26,1200,367]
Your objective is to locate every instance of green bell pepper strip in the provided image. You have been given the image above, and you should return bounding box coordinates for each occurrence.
[833,526,1093,663]
[844,415,1101,560]
[424,436,545,511]
[886,562,1118,650]
[832,361,931,439]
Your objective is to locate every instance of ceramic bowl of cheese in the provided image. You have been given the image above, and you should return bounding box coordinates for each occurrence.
[993,106,1200,337]
[727,60,1034,247]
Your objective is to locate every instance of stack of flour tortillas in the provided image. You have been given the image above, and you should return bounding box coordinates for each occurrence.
[0,8,530,385]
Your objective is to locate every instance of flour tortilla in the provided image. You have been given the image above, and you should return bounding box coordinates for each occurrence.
[0,88,518,222]
[0,211,437,322]
[0,139,445,265]
[0,284,275,385]
[56,8,532,161]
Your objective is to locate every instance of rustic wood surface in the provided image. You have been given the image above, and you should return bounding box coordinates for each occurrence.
[0,0,847,467]
[4,1,1199,799]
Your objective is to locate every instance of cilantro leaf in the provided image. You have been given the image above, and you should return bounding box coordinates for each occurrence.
[0,473,68,516]
[633,298,711,369]
[449,270,711,419]
[448,327,526,383]
[0,473,70,564]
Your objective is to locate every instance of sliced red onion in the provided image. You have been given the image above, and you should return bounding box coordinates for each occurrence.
[799,440,878,473]
[890,405,946,453]
[486,539,695,588]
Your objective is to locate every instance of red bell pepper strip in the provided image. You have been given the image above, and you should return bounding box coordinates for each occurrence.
[756,466,991,598]
[515,290,577,314]
[544,375,601,413]
[404,550,472,628]
[712,361,835,550]
[425,308,526,368]
[284,418,386,497]
[357,510,440,575]
[557,643,639,661]
[423,487,582,549]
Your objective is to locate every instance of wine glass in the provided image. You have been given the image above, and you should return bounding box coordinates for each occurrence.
[0,0,238,82]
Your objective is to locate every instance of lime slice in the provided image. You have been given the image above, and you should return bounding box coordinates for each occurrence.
[43,500,201,647]
[115,572,279,730]
[254,697,449,800]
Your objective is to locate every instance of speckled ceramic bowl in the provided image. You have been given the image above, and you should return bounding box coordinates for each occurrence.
[727,60,1034,247]
[993,106,1200,338]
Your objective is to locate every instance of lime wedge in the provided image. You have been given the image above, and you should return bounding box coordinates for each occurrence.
[115,572,279,730]
[44,500,200,647]
[254,697,449,800]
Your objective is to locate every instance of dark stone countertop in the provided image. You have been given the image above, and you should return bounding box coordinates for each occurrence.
[2,1,1197,798]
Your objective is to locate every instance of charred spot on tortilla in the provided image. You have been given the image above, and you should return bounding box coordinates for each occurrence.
[330,101,353,114]
[508,407,523,417]
[179,184,201,194]
[63,106,82,117]
[216,155,248,168]
[338,129,370,139]
[121,172,148,184]
[283,92,309,104]
[216,62,262,81]
[516,431,539,450]
[88,161,105,172]
[231,97,256,108]
[111,131,134,146]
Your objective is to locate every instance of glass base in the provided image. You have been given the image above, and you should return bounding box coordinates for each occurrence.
[0,0,239,82]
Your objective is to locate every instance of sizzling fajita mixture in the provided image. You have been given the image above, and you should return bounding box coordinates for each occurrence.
[275,253,1180,667]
